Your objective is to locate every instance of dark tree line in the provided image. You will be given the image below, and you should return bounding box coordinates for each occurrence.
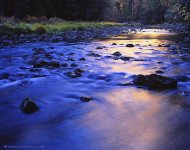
[114,0,190,23]
[0,0,189,23]
[0,0,111,21]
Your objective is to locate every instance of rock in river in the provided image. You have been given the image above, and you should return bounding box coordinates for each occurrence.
[120,56,131,61]
[33,48,46,55]
[126,44,135,47]
[20,97,39,114]
[112,52,122,57]
[65,69,84,78]
[80,97,92,102]
[133,74,177,90]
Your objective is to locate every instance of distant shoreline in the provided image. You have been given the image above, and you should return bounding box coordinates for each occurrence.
[0,22,189,48]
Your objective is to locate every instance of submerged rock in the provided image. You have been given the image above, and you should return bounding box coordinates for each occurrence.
[33,61,60,68]
[120,56,131,61]
[87,52,101,57]
[62,63,69,67]
[112,43,117,45]
[51,37,62,43]
[126,44,134,47]
[96,46,104,49]
[33,48,46,55]
[176,75,190,82]
[168,45,177,50]
[133,74,177,90]
[79,57,86,61]
[67,58,76,61]
[71,63,78,67]
[20,97,39,114]
[178,90,190,96]
[0,73,10,80]
[80,97,92,102]
[74,68,84,76]
[2,40,11,46]
[112,52,122,57]
[65,68,84,78]
[155,70,164,74]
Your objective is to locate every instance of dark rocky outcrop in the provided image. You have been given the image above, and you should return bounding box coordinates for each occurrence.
[133,74,177,90]
[20,97,39,114]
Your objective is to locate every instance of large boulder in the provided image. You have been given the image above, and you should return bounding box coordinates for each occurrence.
[133,74,177,90]
[20,97,39,114]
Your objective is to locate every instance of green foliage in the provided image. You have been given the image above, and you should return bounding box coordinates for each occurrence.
[35,25,47,34]
[0,21,125,36]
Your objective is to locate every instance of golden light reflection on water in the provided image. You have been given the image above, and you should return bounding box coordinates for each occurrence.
[92,87,176,150]
[94,29,178,75]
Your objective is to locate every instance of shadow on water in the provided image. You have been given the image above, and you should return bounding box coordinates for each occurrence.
[0,29,190,150]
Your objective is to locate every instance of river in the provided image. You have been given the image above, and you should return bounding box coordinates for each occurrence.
[0,29,190,150]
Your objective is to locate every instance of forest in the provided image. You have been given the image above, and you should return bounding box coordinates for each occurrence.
[0,0,190,24]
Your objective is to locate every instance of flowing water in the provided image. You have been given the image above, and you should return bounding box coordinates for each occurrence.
[0,29,190,150]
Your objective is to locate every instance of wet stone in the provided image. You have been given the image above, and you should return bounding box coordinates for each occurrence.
[155,70,164,74]
[71,63,78,67]
[179,91,190,96]
[33,48,46,55]
[176,75,190,82]
[96,46,104,49]
[29,68,41,72]
[68,52,75,56]
[80,97,92,102]
[79,57,86,61]
[120,56,130,61]
[168,45,177,50]
[0,73,10,80]
[87,52,101,57]
[2,40,11,46]
[20,97,39,114]
[67,58,76,61]
[65,69,84,78]
[133,74,177,90]
[74,68,84,76]
[62,63,69,67]
[65,72,80,78]
[51,37,62,43]
[112,43,117,45]
[112,52,122,57]
[126,44,135,47]
[119,83,133,86]
[33,61,60,68]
